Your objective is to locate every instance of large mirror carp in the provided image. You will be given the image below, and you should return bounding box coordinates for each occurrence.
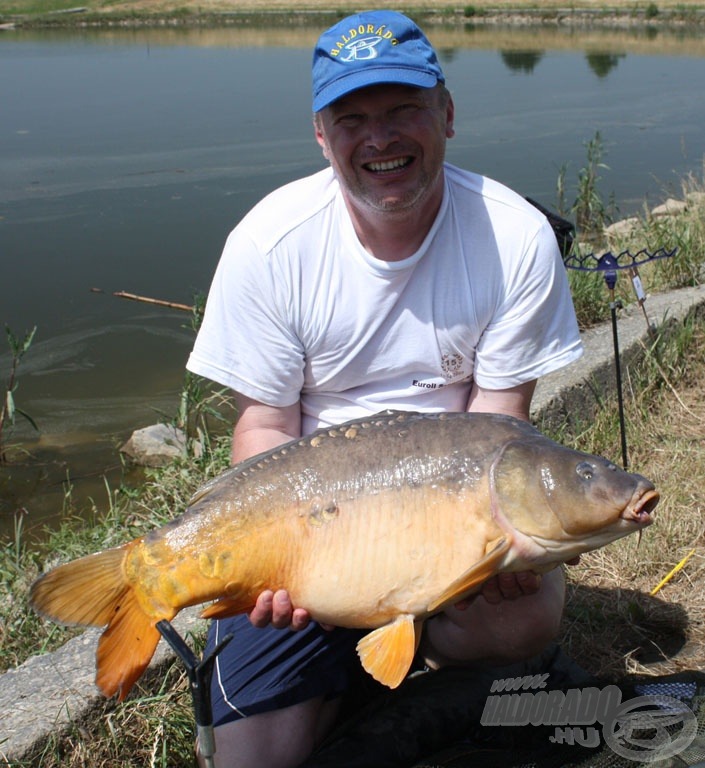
[31,411,659,700]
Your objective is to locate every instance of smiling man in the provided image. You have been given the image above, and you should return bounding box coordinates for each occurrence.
[187,10,583,768]
[314,82,452,260]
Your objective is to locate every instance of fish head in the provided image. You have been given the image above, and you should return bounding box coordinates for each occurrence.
[490,437,659,560]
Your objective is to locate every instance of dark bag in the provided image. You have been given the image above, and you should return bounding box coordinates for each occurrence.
[525,197,576,259]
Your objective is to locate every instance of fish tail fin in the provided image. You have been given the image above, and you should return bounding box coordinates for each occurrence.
[95,588,162,701]
[30,542,162,701]
[30,545,134,627]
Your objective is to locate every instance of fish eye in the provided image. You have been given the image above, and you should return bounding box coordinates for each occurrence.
[576,461,594,480]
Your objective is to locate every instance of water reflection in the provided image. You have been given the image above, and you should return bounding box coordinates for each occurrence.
[586,52,627,78]
[1,21,705,536]
[500,50,544,73]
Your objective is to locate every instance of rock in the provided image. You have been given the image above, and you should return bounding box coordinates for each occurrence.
[651,198,687,216]
[605,216,641,239]
[119,423,187,467]
[686,191,705,208]
[0,608,206,763]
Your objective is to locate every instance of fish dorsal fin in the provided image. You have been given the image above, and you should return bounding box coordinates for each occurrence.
[427,537,511,613]
[356,614,420,689]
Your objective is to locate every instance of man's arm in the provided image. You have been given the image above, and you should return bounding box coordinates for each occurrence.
[231,393,301,464]
[464,379,542,603]
[465,379,536,422]
[230,393,314,630]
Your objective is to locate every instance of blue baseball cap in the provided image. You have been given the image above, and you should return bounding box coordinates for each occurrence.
[312,11,445,112]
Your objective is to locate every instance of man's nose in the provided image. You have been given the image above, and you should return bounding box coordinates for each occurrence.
[364,118,399,150]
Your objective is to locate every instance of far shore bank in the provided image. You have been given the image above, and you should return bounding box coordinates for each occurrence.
[3,1,705,30]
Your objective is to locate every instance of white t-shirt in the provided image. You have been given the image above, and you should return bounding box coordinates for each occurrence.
[187,163,583,434]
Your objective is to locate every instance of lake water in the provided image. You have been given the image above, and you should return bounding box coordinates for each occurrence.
[2,21,705,536]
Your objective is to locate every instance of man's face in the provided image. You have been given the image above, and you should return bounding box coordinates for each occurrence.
[314,83,455,218]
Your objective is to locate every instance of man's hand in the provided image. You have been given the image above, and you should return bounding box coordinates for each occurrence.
[248,589,312,630]
[455,558,581,610]
[451,572,542,610]
[478,572,542,605]
[247,589,336,632]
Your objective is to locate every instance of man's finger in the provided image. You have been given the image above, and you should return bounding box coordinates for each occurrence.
[270,589,294,628]
[248,589,275,628]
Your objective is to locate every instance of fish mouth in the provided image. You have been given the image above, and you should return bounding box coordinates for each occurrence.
[624,485,660,527]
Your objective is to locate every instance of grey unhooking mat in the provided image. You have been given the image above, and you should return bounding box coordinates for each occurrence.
[302,645,705,768]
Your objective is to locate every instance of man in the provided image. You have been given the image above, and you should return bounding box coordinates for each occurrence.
[187,10,583,767]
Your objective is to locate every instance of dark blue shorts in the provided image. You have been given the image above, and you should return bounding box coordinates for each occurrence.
[206,615,370,726]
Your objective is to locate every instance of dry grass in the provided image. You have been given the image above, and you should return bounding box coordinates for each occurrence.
[559,314,705,681]
[20,662,198,767]
[6,0,705,22]
[65,0,705,13]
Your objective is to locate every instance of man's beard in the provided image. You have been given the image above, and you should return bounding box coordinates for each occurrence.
[346,164,441,216]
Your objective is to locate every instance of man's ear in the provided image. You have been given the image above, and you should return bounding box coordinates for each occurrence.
[313,116,330,160]
[446,94,456,139]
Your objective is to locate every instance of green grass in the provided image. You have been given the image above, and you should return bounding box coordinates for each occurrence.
[4,0,705,28]
[0,0,88,14]
[9,308,705,768]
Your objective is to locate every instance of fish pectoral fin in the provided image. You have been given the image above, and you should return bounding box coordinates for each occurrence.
[426,536,511,613]
[356,614,418,690]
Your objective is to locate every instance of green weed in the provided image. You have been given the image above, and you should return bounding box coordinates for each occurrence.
[572,131,614,236]
[563,146,704,328]
[1,325,38,464]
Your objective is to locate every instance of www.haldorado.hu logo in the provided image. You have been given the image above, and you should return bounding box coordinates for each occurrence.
[481,674,698,762]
